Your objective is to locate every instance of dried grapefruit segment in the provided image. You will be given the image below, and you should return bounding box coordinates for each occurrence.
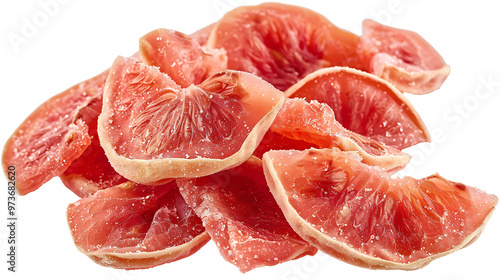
[139,28,227,87]
[207,2,362,91]
[98,56,285,184]
[268,98,410,172]
[67,181,209,269]
[358,19,450,94]
[263,148,497,269]
[177,157,317,272]
[2,70,109,195]
[286,67,430,150]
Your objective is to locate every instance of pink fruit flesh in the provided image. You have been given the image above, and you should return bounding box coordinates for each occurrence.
[102,57,283,161]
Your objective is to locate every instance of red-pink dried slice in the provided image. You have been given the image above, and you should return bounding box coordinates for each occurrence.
[176,157,317,272]
[98,56,285,184]
[263,148,497,269]
[2,70,109,195]
[358,19,450,94]
[286,67,430,150]
[67,180,209,269]
[207,2,362,91]
[268,98,410,173]
[139,28,227,87]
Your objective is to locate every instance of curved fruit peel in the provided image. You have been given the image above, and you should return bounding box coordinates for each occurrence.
[79,233,210,270]
[262,148,497,270]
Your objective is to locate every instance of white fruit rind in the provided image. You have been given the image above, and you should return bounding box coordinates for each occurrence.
[76,231,210,270]
[378,63,451,95]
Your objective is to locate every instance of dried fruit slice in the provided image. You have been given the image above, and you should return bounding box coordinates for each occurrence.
[67,181,209,269]
[139,28,227,87]
[263,148,498,269]
[268,98,410,172]
[286,67,430,150]
[98,56,285,184]
[358,19,450,94]
[2,70,108,195]
[176,157,317,272]
[207,2,362,91]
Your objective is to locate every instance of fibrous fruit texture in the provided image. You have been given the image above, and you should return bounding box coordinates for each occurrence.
[2,2,496,274]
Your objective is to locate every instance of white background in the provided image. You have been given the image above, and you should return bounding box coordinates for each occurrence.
[0,1,499,280]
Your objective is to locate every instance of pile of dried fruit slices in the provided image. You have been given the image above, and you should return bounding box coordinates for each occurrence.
[2,2,497,273]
